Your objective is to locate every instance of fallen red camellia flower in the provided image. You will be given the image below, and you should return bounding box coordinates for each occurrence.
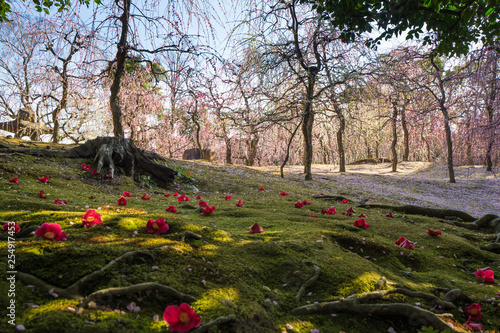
[399,239,415,249]
[427,229,442,236]
[92,169,98,175]
[53,199,68,205]
[310,214,317,218]
[385,211,394,218]
[163,303,201,333]
[37,190,47,199]
[395,236,406,245]
[166,205,178,213]
[141,193,150,200]
[295,201,304,208]
[353,219,369,229]
[321,207,337,215]
[249,222,264,233]
[345,207,355,216]
[259,187,265,191]
[365,206,371,209]
[122,191,132,197]
[164,194,171,197]
[236,200,244,207]
[37,176,50,183]
[81,209,102,227]
[464,303,482,322]
[358,213,368,218]
[463,316,483,332]
[474,267,495,283]
[2,221,21,233]
[35,223,67,241]
[9,177,18,184]
[302,200,311,205]
[279,192,289,196]
[146,218,169,235]
[202,206,216,216]
[84,165,91,172]
[117,196,128,206]
[198,201,208,208]
[177,194,190,202]
[195,194,201,199]
[81,163,87,170]
[173,192,179,197]
[341,199,349,204]
[225,195,231,200]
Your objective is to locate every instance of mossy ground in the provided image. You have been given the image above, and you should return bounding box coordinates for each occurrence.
[0,139,499,333]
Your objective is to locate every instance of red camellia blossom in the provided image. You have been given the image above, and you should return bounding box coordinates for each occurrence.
[195,194,201,200]
[2,221,21,233]
[35,223,67,241]
[249,222,264,233]
[146,218,169,235]
[117,196,128,206]
[475,267,495,283]
[53,199,68,205]
[427,229,442,236]
[310,214,317,218]
[341,199,349,204]
[302,200,311,205]
[37,176,50,183]
[163,303,201,333]
[173,192,179,197]
[141,193,150,200]
[395,236,406,245]
[177,194,190,202]
[81,209,102,227]
[202,206,216,216]
[353,219,369,229]
[365,206,371,209]
[164,194,171,197]
[84,165,91,172]
[321,207,337,215]
[400,239,415,249]
[236,200,243,207]
[166,205,178,213]
[345,207,355,216]
[279,192,289,196]
[122,191,132,197]
[295,201,304,208]
[464,303,482,322]
[358,213,368,218]
[463,316,483,332]
[37,190,47,199]
[259,187,265,191]
[198,201,208,208]
[9,177,18,184]
[225,195,231,200]
[92,169,98,175]
[81,163,87,170]
[385,211,394,218]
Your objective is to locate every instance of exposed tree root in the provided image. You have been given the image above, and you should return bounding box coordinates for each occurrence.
[80,282,197,309]
[357,204,476,222]
[0,136,177,188]
[292,277,463,333]
[311,195,369,205]
[443,214,500,251]
[191,314,236,333]
[181,231,203,242]
[294,261,321,305]
[17,250,154,300]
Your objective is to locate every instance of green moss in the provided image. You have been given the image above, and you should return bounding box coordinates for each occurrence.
[0,140,499,332]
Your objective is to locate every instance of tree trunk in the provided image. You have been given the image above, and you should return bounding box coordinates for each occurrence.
[391,102,398,172]
[401,105,409,162]
[246,134,259,166]
[302,74,316,180]
[281,120,302,178]
[333,103,346,173]
[442,108,456,183]
[109,0,130,138]
[225,138,232,164]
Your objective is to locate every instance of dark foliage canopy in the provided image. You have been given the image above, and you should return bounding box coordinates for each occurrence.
[301,0,500,55]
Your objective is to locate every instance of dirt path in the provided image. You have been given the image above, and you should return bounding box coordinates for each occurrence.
[252,162,500,218]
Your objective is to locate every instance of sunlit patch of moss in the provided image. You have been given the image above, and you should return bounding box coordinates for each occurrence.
[337,271,382,295]
[194,287,239,318]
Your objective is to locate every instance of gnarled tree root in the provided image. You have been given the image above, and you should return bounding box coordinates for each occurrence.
[80,282,197,309]
[17,250,154,300]
[191,314,236,333]
[294,261,320,305]
[357,204,476,222]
